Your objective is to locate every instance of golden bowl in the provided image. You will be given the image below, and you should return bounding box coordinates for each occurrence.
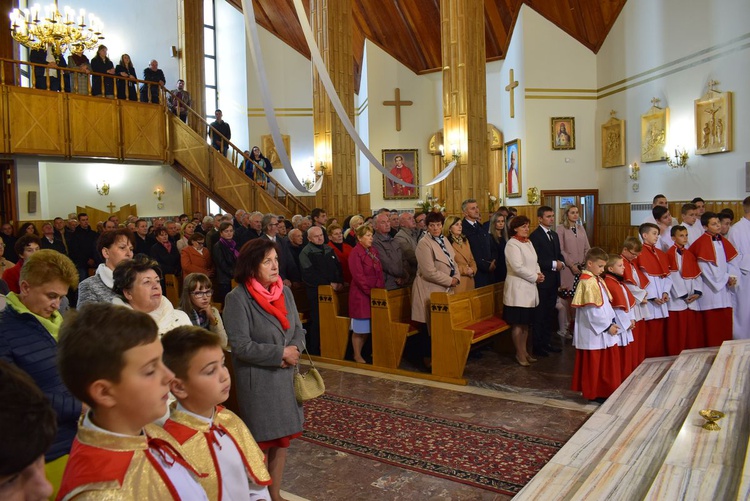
[699,409,725,431]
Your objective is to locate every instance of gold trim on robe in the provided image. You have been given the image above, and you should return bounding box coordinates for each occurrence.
[58,423,200,501]
[572,271,612,308]
[165,405,272,500]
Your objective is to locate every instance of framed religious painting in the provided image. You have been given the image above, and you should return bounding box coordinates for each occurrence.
[695,85,732,155]
[601,115,626,168]
[261,134,290,169]
[504,139,522,199]
[382,149,419,200]
[551,117,575,150]
[641,102,668,163]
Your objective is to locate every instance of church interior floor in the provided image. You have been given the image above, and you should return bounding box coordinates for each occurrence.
[283,340,595,500]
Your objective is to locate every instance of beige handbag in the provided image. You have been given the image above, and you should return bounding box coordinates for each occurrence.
[293,348,325,404]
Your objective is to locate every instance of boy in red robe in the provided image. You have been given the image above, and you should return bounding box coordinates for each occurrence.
[603,254,637,380]
[571,248,622,402]
[688,212,739,346]
[56,305,208,501]
[162,326,272,501]
[620,236,649,365]
[637,223,673,358]
[666,225,703,353]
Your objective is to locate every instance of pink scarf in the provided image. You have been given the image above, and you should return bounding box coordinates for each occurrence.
[245,277,289,330]
[161,241,173,253]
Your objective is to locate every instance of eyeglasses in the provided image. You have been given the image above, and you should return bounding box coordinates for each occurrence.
[190,289,213,298]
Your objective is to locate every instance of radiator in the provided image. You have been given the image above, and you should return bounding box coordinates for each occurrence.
[630,203,652,226]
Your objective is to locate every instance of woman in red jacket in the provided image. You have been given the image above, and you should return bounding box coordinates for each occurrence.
[347,225,384,364]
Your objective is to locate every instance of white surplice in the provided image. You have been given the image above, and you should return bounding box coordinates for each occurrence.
[727,217,750,339]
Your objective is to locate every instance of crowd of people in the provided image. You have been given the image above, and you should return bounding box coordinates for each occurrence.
[1,192,748,499]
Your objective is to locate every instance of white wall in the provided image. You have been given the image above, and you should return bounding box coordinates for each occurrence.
[17,159,184,220]
[596,0,750,203]
[366,41,443,211]
[216,0,249,154]
[245,27,314,195]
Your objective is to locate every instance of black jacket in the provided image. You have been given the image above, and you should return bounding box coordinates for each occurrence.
[462,218,495,288]
[529,226,564,290]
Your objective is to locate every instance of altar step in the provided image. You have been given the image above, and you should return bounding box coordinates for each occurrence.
[517,340,750,500]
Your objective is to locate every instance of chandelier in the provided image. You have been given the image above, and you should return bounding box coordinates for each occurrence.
[9,1,104,56]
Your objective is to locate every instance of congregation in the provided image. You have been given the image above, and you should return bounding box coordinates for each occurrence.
[1,191,748,500]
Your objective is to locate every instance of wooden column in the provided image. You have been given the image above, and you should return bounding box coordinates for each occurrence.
[311,0,357,218]
[178,0,206,135]
[440,0,488,213]
[0,0,17,85]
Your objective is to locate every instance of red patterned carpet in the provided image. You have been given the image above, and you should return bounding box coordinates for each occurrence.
[302,393,563,495]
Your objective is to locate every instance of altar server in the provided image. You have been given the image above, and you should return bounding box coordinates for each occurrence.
[637,223,673,358]
[666,226,703,353]
[727,196,750,340]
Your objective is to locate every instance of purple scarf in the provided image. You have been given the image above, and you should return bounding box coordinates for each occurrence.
[219,237,239,258]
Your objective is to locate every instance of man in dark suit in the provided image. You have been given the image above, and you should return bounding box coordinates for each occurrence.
[461,198,495,288]
[529,205,566,357]
[260,213,300,284]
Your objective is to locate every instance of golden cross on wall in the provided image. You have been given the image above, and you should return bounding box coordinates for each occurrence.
[382,88,413,131]
[107,202,116,213]
[707,79,719,93]
[650,97,661,108]
[610,109,617,118]
[505,69,519,118]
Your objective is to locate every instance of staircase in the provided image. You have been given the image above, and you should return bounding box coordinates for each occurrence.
[167,115,311,218]
[516,339,750,500]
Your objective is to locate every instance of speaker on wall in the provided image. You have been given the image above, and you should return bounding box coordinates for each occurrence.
[27,191,37,213]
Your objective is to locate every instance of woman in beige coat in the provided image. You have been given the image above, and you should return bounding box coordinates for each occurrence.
[411,212,459,325]
[444,215,476,293]
[503,215,543,366]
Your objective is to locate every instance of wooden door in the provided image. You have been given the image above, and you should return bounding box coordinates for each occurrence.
[540,189,599,247]
[0,160,17,225]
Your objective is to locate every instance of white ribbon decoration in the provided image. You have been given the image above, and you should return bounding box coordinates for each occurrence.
[240,0,321,193]
[290,0,457,188]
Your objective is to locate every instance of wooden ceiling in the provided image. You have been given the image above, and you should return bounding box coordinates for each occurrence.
[229,0,626,89]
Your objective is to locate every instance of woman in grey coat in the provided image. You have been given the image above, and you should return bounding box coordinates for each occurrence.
[223,238,305,501]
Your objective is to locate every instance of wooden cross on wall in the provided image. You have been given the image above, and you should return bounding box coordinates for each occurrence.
[505,69,519,118]
[107,202,116,213]
[383,88,413,131]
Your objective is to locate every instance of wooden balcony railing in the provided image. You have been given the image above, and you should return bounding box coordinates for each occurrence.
[0,56,310,216]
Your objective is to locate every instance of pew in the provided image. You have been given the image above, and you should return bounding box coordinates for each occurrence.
[222,349,241,416]
[317,284,350,360]
[163,273,181,308]
[290,282,310,325]
[370,287,419,369]
[429,282,509,381]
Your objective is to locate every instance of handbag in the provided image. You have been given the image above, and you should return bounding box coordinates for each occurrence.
[293,347,325,404]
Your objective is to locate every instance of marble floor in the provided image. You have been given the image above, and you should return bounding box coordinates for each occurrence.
[281,337,595,500]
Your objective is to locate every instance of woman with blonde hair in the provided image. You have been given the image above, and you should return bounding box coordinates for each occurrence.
[443,215,476,293]
[344,215,364,247]
[556,205,590,338]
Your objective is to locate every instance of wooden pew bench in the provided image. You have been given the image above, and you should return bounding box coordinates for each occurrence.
[429,282,509,381]
[289,282,310,325]
[370,287,420,369]
[317,284,350,360]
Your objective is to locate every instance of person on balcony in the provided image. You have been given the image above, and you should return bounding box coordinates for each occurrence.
[139,59,165,104]
[243,146,273,188]
[168,79,192,123]
[114,54,138,100]
[210,109,231,156]
[67,47,91,95]
[90,45,115,98]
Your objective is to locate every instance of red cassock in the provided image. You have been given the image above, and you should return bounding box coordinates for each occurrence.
[621,256,649,364]
[666,246,704,352]
[571,348,623,401]
[688,234,739,346]
[637,244,671,358]
[604,274,637,379]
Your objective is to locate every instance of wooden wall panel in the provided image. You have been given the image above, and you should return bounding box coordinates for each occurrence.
[68,96,120,158]
[7,88,66,155]
[120,101,166,161]
[597,203,637,253]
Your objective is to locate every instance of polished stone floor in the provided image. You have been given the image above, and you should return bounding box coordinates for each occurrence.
[281,336,594,500]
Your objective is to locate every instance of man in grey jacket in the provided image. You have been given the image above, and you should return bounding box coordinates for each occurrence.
[372,213,406,290]
[393,212,419,286]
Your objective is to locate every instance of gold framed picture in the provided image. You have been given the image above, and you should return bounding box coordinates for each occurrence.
[382,149,419,200]
[504,139,521,199]
[695,88,732,155]
[641,104,668,163]
[260,134,290,169]
[602,116,625,168]
[551,117,575,150]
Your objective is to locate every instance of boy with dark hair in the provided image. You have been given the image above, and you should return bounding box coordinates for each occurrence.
[679,202,703,246]
[0,360,57,500]
[688,212,739,346]
[666,225,703,353]
[56,304,208,501]
[571,248,622,402]
[162,326,271,500]
[637,223,673,358]
[620,236,649,365]
[718,211,733,237]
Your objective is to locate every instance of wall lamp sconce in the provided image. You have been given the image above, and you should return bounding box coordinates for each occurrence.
[629,162,640,180]
[154,188,165,201]
[438,145,462,165]
[96,181,110,196]
[666,147,689,169]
